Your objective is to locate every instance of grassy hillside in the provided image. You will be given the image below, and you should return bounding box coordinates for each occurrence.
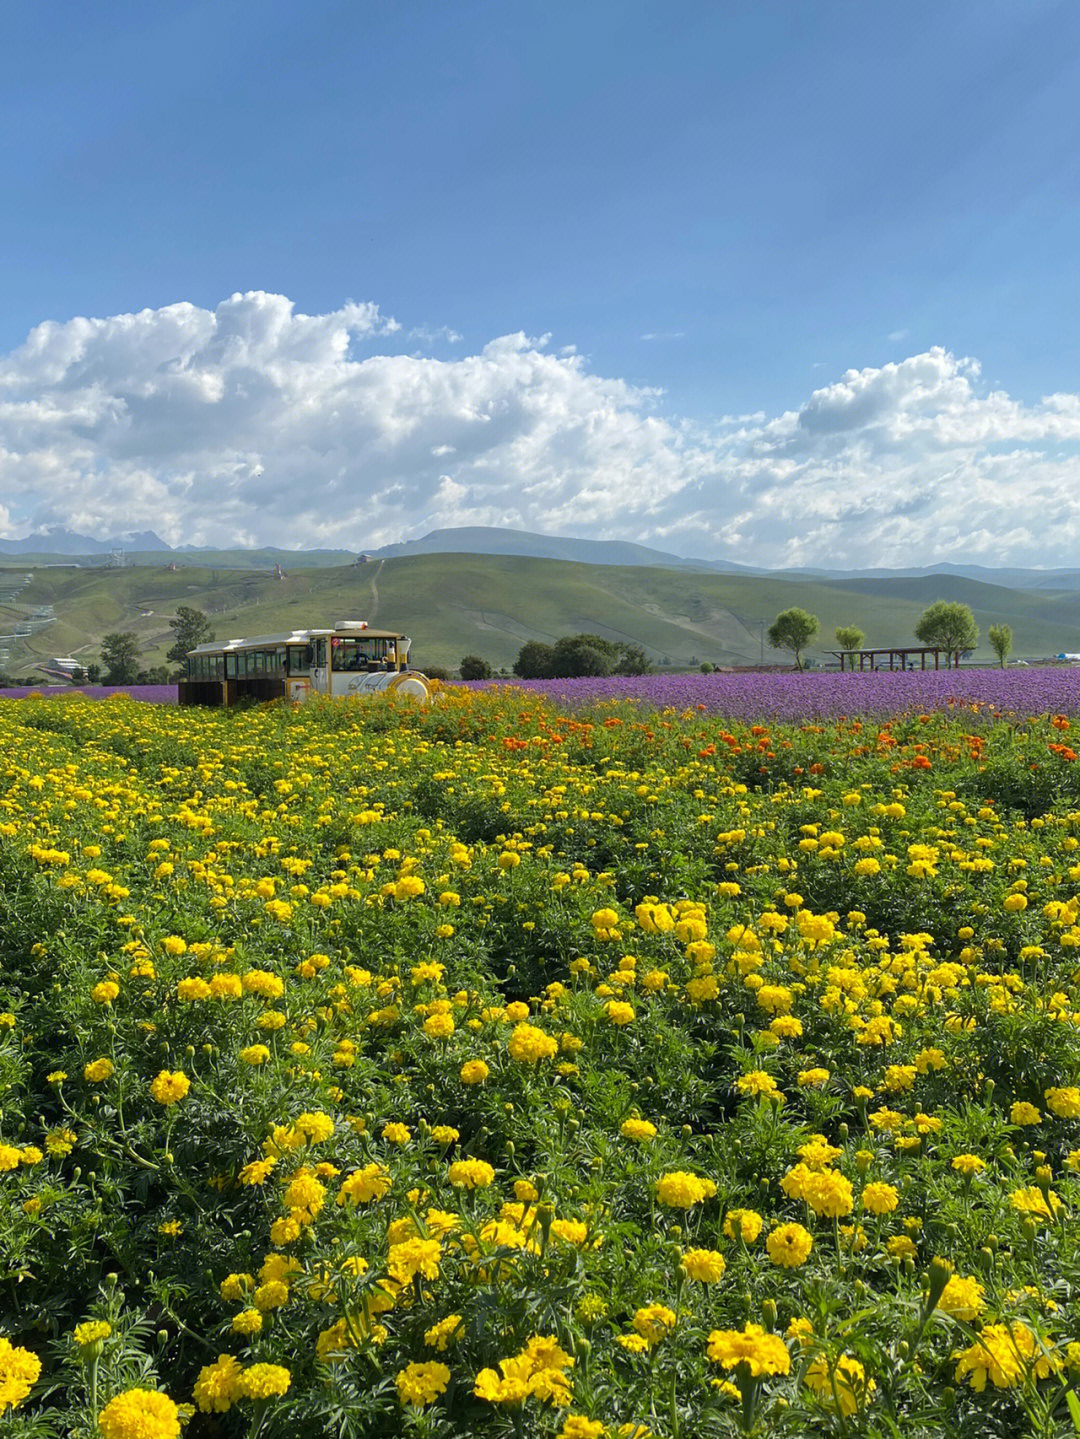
[2,553,1079,677]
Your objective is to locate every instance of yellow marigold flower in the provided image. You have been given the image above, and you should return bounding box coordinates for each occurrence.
[388,1237,442,1283]
[430,1125,459,1146]
[218,1273,253,1303]
[558,1418,606,1439]
[787,1317,814,1347]
[193,1355,245,1413]
[150,1070,190,1106]
[861,1182,900,1215]
[723,1208,763,1243]
[253,1280,290,1311]
[396,1361,450,1406]
[616,1333,651,1354]
[620,1118,657,1142]
[424,1013,455,1038]
[0,1145,22,1172]
[682,1248,726,1282]
[239,1045,270,1066]
[161,936,187,956]
[1011,1101,1042,1125]
[655,1171,717,1208]
[887,1235,917,1260]
[230,1309,263,1335]
[241,969,284,999]
[394,875,426,899]
[955,1323,1058,1391]
[1003,893,1027,912]
[98,1388,180,1437]
[1010,1185,1063,1222]
[424,1315,463,1351]
[92,981,120,1004]
[238,1157,276,1186]
[706,1323,791,1377]
[632,1305,677,1345]
[294,1112,334,1143]
[507,1023,558,1063]
[805,1354,875,1415]
[766,1223,813,1267]
[460,1059,490,1084]
[338,1164,392,1205]
[84,1058,114,1082]
[1046,1087,1080,1118]
[937,1275,986,1321]
[0,1337,41,1416]
[951,1153,986,1177]
[382,1122,411,1146]
[237,1364,291,1400]
[770,1015,803,1038]
[798,1068,830,1088]
[448,1158,496,1189]
[176,977,211,1002]
[736,1070,781,1099]
[73,1320,111,1349]
[605,1000,635,1026]
[209,974,243,1000]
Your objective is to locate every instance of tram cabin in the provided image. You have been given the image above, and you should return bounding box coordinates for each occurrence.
[178,621,430,706]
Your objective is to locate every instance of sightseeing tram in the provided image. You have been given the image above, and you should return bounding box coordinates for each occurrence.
[178,620,431,706]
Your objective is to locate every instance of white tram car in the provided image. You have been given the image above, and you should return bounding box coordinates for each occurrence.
[178,621,430,706]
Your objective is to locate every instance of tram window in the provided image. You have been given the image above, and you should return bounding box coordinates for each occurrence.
[214,655,224,680]
[288,646,309,675]
[314,639,328,668]
[225,654,238,679]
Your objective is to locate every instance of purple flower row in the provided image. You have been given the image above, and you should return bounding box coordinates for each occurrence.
[462,666,1080,721]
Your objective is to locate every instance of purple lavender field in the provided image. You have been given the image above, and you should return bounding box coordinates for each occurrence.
[0,685,176,704]
[466,666,1080,721]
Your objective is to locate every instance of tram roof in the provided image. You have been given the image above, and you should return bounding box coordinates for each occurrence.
[188,624,409,655]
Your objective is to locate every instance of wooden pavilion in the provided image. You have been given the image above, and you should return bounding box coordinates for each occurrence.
[827,647,964,672]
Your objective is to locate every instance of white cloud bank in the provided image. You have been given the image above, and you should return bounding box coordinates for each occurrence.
[1,290,1079,567]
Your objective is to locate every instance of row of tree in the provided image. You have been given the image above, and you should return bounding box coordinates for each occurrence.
[508,634,651,679]
[766,601,1013,670]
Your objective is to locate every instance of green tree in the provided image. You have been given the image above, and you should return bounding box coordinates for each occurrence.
[459,655,492,681]
[100,632,141,685]
[85,663,101,684]
[914,601,979,664]
[513,641,556,679]
[167,606,214,666]
[988,623,1013,669]
[552,634,617,677]
[613,643,651,676]
[768,608,820,671]
[835,624,865,652]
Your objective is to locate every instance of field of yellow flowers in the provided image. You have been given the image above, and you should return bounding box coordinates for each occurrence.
[5,688,1080,1437]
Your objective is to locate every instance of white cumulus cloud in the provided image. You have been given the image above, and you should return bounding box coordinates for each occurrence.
[1,297,1078,567]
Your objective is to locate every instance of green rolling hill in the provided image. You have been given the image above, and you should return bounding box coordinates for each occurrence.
[1,553,1078,679]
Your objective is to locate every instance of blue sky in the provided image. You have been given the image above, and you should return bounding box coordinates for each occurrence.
[1,0,1079,564]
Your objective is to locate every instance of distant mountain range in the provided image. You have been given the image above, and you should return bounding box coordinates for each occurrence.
[3,522,1080,591]
[0,526,171,556]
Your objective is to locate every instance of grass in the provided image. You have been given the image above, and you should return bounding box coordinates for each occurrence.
[2,552,1079,677]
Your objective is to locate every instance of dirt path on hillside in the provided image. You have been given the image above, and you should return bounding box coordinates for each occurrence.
[368,560,384,622]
